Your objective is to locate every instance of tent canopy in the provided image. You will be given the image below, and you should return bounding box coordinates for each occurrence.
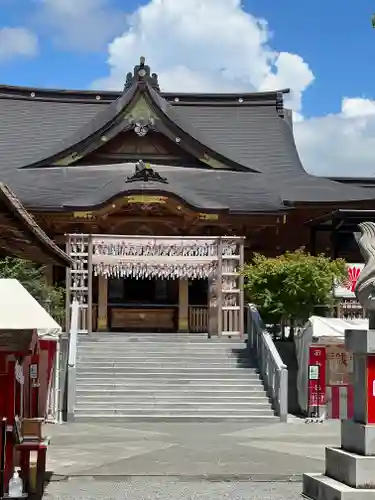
[0,279,62,340]
[294,315,368,412]
[295,315,368,344]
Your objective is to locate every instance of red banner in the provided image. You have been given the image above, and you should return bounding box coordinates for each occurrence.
[367,355,375,424]
[308,345,326,406]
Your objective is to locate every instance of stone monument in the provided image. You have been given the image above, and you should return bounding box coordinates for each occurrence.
[303,221,375,499]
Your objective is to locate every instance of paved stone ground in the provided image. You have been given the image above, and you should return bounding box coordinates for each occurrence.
[45,418,340,478]
[43,478,302,500]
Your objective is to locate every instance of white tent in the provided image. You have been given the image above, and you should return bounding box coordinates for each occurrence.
[294,316,368,412]
[0,279,62,340]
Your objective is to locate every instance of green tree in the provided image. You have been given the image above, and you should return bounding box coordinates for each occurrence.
[242,249,346,329]
[0,257,65,325]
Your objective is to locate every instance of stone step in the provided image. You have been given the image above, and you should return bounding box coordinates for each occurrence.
[77,358,252,365]
[77,362,258,377]
[78,333,242,344]
[77,341,246,347]
[73,414,277,422]
[76,388,266,396]
[76,373,261,382]
[77,349,248,355]
[77,353,251,360]
[74,407,274,416]
[75,400,271,409]
[77,337,247,350]
[76,394,268,402]
[74,333,272,422]
[76,363,255,370]
[302,472,373,500]
[77,377,263,391]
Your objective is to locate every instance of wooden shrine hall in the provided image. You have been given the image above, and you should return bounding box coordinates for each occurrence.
[1,57,375,334]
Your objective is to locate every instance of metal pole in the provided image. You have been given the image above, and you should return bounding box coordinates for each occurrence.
[87,235,93,335]
[55,335,61,424]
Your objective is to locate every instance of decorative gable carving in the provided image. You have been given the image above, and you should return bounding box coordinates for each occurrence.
[129,117,155,137]
[125,160,168,184]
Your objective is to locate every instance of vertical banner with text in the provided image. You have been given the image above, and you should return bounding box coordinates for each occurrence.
[308,345,326,407]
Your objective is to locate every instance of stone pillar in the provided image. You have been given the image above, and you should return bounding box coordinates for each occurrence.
[97,275,108,332]
[178,279,189,333]
[303,328,375,498]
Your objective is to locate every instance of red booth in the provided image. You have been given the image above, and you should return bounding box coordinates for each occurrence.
[0,279,63,497]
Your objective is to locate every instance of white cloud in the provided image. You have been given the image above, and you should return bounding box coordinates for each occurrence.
[93,0,375,178]
[295,98,375,177]
[36,0,127,52]
[93,0,314,114]
[0,27,39,62]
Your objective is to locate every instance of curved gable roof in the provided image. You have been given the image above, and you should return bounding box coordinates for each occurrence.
[21,79,260,172]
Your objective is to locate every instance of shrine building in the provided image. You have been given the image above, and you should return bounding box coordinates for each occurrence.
[0,57,374,335]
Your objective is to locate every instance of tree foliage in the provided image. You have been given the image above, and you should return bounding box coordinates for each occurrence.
[0,257,65,325]
[242,249,346,325]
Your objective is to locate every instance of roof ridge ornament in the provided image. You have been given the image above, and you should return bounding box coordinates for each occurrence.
[125,160,168,184]
[124,57,160,92]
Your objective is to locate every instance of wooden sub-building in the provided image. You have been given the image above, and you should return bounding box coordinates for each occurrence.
[0,57,374,334]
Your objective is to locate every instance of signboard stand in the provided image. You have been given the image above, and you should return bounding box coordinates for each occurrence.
[306,346,326,423]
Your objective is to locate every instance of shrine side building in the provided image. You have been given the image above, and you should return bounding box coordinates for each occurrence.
[0,57,374,334]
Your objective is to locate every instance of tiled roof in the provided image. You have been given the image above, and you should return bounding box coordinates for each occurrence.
[0,69,374,211]
[0,183,71,265]
[8,163,375,215]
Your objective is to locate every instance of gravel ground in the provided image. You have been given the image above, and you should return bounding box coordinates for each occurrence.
[43,478,302,500]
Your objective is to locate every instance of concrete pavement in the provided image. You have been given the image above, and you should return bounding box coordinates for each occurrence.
[42,478,302,500]
[45,418,340,479]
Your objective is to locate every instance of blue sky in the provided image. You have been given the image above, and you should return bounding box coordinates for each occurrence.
[0,0,373,116]
[0,0,375,176]
[249,0,375,117]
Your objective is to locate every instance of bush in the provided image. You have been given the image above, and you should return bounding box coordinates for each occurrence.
[0,257,65,324]
[242,249,346,326]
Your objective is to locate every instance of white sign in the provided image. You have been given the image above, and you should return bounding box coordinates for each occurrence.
[334,263,364,298]
[29,363,38,380]
[14,362,24,385]
[308,365,320,380]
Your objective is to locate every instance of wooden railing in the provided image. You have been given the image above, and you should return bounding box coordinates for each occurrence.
[222,307,240,335]
[335,299,366,320]
[189,306,208,333]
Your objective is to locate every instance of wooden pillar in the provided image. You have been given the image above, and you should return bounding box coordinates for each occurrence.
[178,279,189,333]
[43,265,54,286]
[97,275,108,332]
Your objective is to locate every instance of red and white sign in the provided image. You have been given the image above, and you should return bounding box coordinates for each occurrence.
[326,345,353,386]
[308,344,355,419]
[308,346,326,407]
[326,385,354,419]
[334,263,364,298]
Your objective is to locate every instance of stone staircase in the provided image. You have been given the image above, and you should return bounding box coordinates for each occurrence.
[74,333,277,421]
